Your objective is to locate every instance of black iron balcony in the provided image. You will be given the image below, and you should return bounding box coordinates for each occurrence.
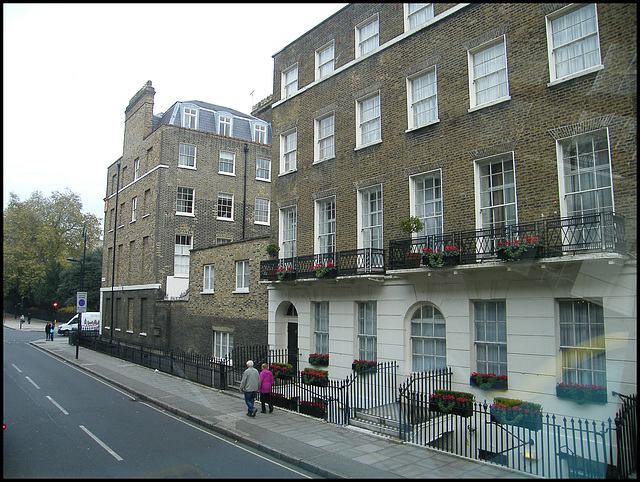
[260,248,385,281]
[388,212,626,270]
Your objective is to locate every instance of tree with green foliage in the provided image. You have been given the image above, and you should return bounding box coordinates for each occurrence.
[3,189,102,314]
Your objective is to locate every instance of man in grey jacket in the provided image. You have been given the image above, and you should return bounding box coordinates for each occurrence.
[239,360,261,417]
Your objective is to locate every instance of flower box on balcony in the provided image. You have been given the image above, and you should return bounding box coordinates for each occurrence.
[301,368,329,387]
[470,372,508,390]
[490,397,543,431]
[428,390,475,418]
[422,246,461,268]
[299,400,326,419]
[311,262,337,279]
[352,359,377,373]
[276,267,296,281]
[308,353,329,366]
[556,382,607,404]
[496,237,542,261]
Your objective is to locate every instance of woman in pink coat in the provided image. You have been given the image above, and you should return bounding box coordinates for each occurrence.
[259,363,275,413]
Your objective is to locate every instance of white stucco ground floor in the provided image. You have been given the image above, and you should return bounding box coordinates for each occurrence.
[267,253,636,421]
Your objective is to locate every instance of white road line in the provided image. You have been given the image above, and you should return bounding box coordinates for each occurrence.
[25,376,40,389]
[79,425,123,461]
[12,363,22,373]
[46,396,69,415]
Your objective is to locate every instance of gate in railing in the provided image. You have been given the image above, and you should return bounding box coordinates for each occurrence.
[614,393,637,479]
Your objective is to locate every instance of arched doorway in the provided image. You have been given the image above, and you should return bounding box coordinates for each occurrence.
[285,303,298,371]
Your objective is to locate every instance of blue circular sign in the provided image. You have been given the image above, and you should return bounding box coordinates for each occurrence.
[78,299,86,307]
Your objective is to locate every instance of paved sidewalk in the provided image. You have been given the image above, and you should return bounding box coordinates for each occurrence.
[6,317,534,478]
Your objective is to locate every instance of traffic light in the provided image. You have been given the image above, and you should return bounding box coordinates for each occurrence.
[52,302,58,311]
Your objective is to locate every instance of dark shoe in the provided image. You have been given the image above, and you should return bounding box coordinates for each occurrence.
[252,409,258,417]
[246,413,252,416]
[261,410,267,413]
[269,407,274,413]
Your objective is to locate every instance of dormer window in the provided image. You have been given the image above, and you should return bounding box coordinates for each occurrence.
[219,115,232,137]
[183,107,197,129]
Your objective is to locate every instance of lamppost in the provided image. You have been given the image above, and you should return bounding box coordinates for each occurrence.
[67,226,87,359]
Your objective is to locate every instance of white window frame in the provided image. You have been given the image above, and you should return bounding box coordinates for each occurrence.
[546,3,603,86]
[218,151,235,176]
[315,41,335,80]
[219,115,232,137]
[358,185,383,251]
[235,260,249,293]
[174,235,192,277]
[256,157,271,182]
[176,187,194,215]
[281,63,298,99]
[556,129,614,218]
[254,123,267,144]
[356,92,381,149]
[134,158,140,180]
[358,302,377,362]
[410,170,442,238]
[474,300,508,376]
[315,197,336,255]
[314,302,329,355]
[254,198,270,225]
[280,206,297,259]
[355,14,379,58]
[183,107,197,129]
[314,112,335,163]
[410,304,446,372]
[474,152,518,233]
[178,143,196,169]
[217,193,234,221]
[407,66,439,130]
[203,265,214,293]
[468,36,510,112]
[213,331,233,360]
[404,3,434,32]
[280,129,297,175]
[131,197,137,222]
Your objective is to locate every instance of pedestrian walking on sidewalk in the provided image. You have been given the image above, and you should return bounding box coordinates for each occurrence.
[45,323,51,340]
[259,363,275,413]
[27,313,31,324]
[239,360,260,417]
[49,324,55,341]
[20,314,24,328]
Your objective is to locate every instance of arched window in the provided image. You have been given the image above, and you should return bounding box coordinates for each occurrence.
[286,303,298,317]
[411,305,446,372]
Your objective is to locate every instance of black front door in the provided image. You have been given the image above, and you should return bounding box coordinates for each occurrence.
[287,322,298,371]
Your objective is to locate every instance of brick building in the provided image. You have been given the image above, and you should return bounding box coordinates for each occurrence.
[262,3,636,421]
[101,81,272,355]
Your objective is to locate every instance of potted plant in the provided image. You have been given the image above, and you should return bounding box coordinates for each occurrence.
[429,390,475,417]
[308,353,329,366]
[269,362,293,380]
[556,382,607,404]
[352,359,377,373]
[276,266,296,281]
[266,243,280,257]
[496,237,543,261]
[311,262,337,279]
[422,245,461,267]
[470,372,508,390]
[490,397,543,431]
[400,216,424,268]
[298,400,326,418]
[301,368,329,387]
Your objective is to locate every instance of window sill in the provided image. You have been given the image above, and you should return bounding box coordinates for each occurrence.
[547,64,604,87]
[354,139,382,151]
[117,225,125,230]
[142,214,150,219]
[139,332,147,337]
[278,169,297,177]
[216,217,234,222]
[115,328,121,332]
[256,177,271,183]
[126,330,133,334]
[178,165,197,170]
[176,212,195,217]
[218,171,236,177]
[200,291,215,295]
[254,221,270,226]
[313,156,336,165]
[232,289,249,294]
[468,96,511,113]
[130,220,136,224]
[405,119,440,133]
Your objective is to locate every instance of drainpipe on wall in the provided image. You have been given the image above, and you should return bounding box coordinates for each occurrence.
[243,143,248,240]
[110,160,121,331]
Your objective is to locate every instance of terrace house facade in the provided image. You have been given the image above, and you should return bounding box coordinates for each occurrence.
[261,2,636,422]
[101,81,273,354]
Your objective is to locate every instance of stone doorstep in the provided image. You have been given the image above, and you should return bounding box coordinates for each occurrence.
[350,411,401,438]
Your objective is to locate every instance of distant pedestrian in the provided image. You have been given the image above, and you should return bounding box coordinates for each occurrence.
[27,313,31,324]
[259,363,274,413]
[20,314,24,328]
[49,324,55,341]
[45,323,51,340]
[239,360,260,417]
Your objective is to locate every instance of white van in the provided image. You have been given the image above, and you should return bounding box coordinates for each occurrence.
[57,312,101,335]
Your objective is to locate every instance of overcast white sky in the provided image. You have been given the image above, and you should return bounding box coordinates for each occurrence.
[3,3,347,229]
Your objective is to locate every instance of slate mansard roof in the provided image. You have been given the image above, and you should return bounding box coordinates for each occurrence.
[153,100,271,145]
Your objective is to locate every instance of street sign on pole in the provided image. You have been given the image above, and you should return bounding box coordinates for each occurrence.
[76,292,87,313]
